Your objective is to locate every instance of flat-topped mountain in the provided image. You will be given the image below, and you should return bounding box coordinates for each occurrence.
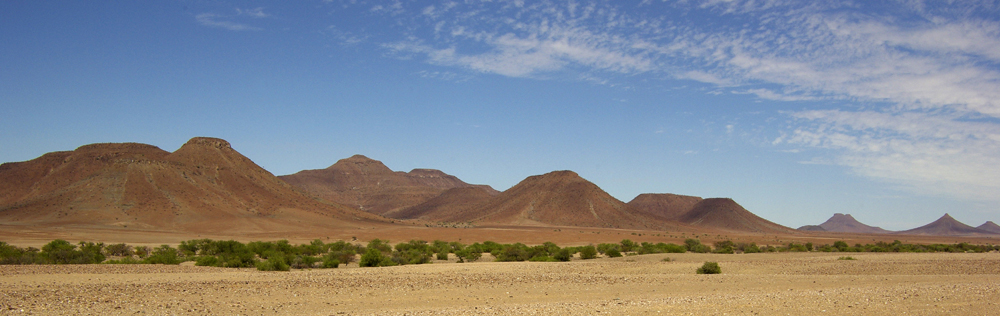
[0,137,382,233]
[676,198,797,234]
[627,193,703,220]
[897,214,997,236]
[279,155,497,216]
[812,213,892,234]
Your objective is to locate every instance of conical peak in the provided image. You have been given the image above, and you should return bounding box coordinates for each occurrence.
[831,213,856,220]
[547,170,579,177]
[182,137,231,150]
[346,154,373,161]
[517,170,586,187]
[329,154,392,174]
[529,170,581,182]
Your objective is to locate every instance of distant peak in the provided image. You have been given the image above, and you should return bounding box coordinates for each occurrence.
[328,154,392,173]
[546,170,579,178]
[939,213,955,220]
[183,137,231,149]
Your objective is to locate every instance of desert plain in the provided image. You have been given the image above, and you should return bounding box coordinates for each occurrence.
[2,250,999,315]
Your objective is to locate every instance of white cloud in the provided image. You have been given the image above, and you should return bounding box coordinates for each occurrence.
[356,0,1000,202]
[778,110,1000,200]
[196,13,261,31]
[236,7,270,18]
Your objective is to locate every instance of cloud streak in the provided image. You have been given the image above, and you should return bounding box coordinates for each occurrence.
[347,0,1000,201]
[196,8,270,31]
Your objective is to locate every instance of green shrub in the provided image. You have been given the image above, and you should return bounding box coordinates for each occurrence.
[837,256,856,260]
[291,255,320,269]
[39,240,105,264]
[143,245,182,265]
[495,244,531,262]
[256,255,290,271]
[134,246,150,258]
[0,242,42,265]
[455,248,482,263]
[195,256,220,267]
[833,241,849,251]
[528,256,556,262]
[105,243,134,257]
[713,240,735,254]
[553,248,572,262]
[579,245,598,260]
[605,249,623,258]
[739,242,761,253]
[321,258,340,268]
[360,248,385,267]
[696,261,721,274]
[620,239,638,252]
[663,243,686,253]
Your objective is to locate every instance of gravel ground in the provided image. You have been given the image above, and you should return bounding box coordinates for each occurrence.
[2,252,999,315]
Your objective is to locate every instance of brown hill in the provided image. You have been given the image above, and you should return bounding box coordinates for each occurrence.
[279,155,497,216]
[442,171,665,229]
[627,193,703,220]
[0,137,383,233]
[896,214,995,236]
[977,221,1000,234]
[676,198,797,234]
[386,187,495,220]
[815,213,892,234]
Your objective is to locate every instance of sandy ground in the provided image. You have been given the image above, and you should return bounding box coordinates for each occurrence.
[2,252,999,315]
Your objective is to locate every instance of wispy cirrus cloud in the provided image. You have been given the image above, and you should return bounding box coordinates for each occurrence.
[776,110,1000,200]
[196,7,270,31]
[343,0,1000,201]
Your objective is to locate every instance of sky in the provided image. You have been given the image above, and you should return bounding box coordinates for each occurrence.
[2,0,999,230]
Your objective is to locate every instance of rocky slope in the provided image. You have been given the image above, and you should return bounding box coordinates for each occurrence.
[627,193,703,220]
[675,198,797,234]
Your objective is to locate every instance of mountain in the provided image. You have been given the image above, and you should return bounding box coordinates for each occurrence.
[0,137,382,233]
[977,221,1000,234]
[897,214,995,236]
[279,155,497,216]
[439,170,665,229]
[676,198,797,234]
[386,187,495,220]
[813,213,892,234]
[627,193,703,220]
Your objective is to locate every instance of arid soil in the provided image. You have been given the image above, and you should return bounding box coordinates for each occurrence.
[3,252,999,315]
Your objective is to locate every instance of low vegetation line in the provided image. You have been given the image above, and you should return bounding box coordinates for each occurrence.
[1,239,995,271]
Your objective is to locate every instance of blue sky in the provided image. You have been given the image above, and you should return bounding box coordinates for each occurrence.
[2,1,999,230]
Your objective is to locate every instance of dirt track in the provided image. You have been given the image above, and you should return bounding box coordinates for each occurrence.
[2,252,999,315]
